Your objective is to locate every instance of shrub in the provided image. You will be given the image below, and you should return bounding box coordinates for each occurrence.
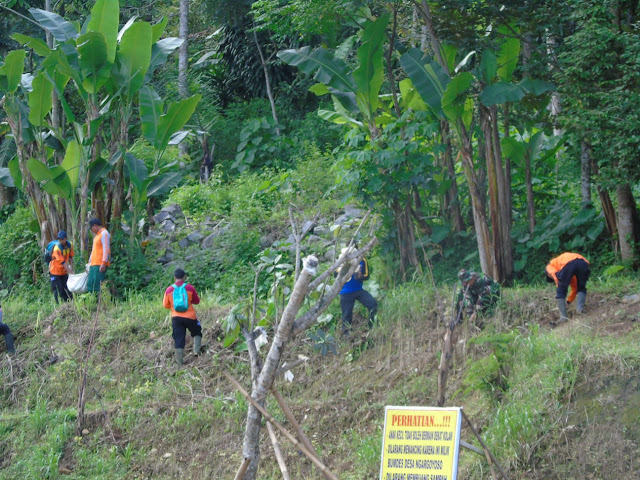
[0,205,40,290]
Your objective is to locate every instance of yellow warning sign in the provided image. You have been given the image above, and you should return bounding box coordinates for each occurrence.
[379,406,462,480]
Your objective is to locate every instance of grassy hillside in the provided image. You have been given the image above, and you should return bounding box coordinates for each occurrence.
[1,275,639,479]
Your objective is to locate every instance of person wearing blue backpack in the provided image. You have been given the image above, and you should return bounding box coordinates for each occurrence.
[47,231,74,303]
[163,268,202,366]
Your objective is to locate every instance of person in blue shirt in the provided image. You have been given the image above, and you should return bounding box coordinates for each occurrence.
[0,302,15,355]
[339,256,377,336]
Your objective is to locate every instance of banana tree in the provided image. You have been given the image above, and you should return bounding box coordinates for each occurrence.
[278,12,389,137]
[400,31,554,281]
[501,131,564,234]
[138,86,201,170]
[279,13,427,272]
[5,0,188,254]
[123,153,182,247]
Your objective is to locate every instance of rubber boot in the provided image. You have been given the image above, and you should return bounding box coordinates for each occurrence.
[4,333,15,354]
[556,298,568,324]
[174,348,184,366]
[194,336,202,356]
[576,292,586,314]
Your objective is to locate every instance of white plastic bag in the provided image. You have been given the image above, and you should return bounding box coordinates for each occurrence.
[67,272,88,294]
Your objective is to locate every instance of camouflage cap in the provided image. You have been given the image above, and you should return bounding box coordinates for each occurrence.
[458,268,475,283]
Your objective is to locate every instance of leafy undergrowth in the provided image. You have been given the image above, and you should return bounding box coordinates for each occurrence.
[1,278,640,479]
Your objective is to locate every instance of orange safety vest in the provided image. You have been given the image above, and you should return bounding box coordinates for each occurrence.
[90,228,111,267]
[546,253,589,303]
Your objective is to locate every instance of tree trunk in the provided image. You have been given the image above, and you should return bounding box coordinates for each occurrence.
[440,120,464,232]
[46,0,61,130]
[178,0,189,99]
[416,1,497,278]
[590,156,618,252]
[490,105,512,281]
[616,183,638,263]
[581,140,591,206]
[178,0,190,155]
[393,199,420,277]
[242,257,318,479]
[460,148,492,277]
[412,188,431,236]
[253,29,280,136]
[480,107,502,281]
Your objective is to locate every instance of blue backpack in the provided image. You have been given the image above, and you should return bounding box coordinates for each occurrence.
[44,240,61,263]
[172,283,189,312]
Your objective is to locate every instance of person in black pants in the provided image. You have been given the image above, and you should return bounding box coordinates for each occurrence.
[48,231,74,303]
[0,303,15,355]
[339,256,377,336]
[163,269,202,365]
[545,252,591,323]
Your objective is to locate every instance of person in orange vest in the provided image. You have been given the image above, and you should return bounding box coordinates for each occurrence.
[87,218,111,294]
[49,230,74,303]
[545,252,590,323]
[163,268,202,365]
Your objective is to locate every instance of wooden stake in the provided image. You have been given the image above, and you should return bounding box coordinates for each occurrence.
[267,421,290,480]
[224,371,339,480]
[234,458,250,480]
[272,388,332,480]
[461,409,511,480]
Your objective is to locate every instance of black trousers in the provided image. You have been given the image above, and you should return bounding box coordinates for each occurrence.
[51,274,72,303]
[0,322,14,353]
[172,316,202,349]
[340,289,378,333]
[556,258,591,300]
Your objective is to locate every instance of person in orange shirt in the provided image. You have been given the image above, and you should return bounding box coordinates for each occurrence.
[545,252,590,323]
[87,218,111,294]
[163,268,202,366]
[49,230,74,303]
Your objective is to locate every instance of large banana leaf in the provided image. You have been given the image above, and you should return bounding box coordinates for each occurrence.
[139,86,164,147]
[147,171,182,197]
[318,109,364,128]
[479,82,525,106]
[480,49,497,83]
[145,38,183,83]
[479,78,555,106]
[151,17,168,43]
[441,72,473,122]
[61,140,82,191]
[519,78,555,95]
[43,64,76,122]
[26,157,72,199]
[500,137,527,166]
[11,34,51,57]
[88,158,112,189]
[8,157,22,191]
[87,0,119,63]
[77,32,110,94]
[497,26,520,82]
[29,9,78,43]
[353,13,389,118]
[114,22,152,96]
[124,153,148,192]
[400,48,450,117]
[399,78,428,112]
[28,73,54,127]
[278,46,357,94]
[0,168,14,188]
[0,49,26,93]
[154,94,201,152]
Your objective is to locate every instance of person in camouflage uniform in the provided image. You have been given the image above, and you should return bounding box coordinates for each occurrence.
[455,269,501,320]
